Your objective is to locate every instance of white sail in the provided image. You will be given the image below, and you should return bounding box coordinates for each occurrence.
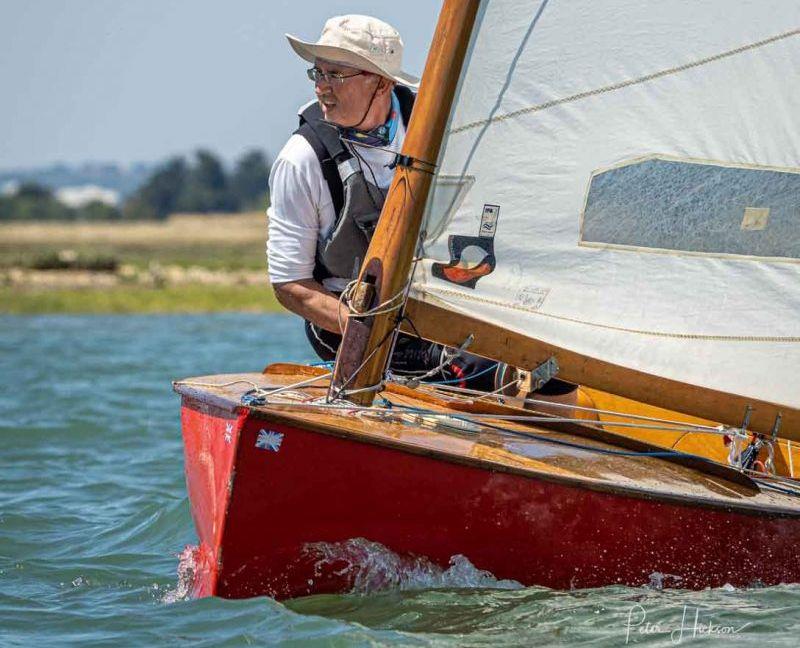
[413,0,800,409]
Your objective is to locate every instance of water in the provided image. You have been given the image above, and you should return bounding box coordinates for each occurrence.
[2,314,800,646]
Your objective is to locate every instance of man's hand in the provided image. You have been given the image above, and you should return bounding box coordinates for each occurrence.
[273,279,349,334]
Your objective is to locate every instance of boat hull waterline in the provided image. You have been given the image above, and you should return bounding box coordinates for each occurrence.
[177,374,800,600]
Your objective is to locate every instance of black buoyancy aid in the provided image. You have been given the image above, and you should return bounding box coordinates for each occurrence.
[294,85,415,283]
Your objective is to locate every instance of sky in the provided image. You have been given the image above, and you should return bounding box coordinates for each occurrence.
[0,0,439,171]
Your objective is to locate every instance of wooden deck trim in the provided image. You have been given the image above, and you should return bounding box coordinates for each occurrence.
[262,362,758,491]
[176,372,800,519]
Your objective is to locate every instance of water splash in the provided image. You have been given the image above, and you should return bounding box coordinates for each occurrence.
[648,572,684,590]
[161,545,198,604]
[303,538,523,594]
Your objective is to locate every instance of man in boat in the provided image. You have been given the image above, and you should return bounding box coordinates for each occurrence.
[267,14,496,388]
[267,14,577,399]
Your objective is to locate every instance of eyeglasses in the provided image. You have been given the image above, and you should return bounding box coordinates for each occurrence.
[306,67,366,85]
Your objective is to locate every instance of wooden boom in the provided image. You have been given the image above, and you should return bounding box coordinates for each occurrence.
[402,298,799,441]
[332,0,481,404]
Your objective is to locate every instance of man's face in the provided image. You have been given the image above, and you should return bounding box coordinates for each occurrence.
[313,59,382,127]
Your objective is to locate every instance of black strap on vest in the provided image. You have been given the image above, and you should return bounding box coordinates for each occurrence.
[294,85,416,218]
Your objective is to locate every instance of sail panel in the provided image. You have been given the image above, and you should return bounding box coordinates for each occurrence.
[413,0,800,409]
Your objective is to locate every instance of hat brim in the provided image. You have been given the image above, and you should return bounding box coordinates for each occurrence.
[286,33,420,88]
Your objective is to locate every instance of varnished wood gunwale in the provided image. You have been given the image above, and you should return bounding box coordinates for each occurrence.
[264,362,758,489]
[174,371,800,518]
[403,298,800,441]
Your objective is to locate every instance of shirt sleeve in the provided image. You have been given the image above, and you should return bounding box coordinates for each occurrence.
[266,144,322,284]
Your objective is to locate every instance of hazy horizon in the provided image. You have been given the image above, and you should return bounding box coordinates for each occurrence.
[0,0,438,172]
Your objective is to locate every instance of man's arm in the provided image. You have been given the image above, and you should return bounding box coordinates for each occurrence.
[268,141,347,332]
[273,279,349,334]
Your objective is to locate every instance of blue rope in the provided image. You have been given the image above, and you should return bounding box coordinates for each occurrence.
[755,479,800,497]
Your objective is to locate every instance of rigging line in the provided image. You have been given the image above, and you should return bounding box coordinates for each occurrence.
[350,143,387,208]
[390,404,698,459]
[475,377,523,401]
[256,398,725,435]
[331,173,424,403]
[242,372,333,402]
[753,479,800,498]
[450,28,800,135]
[174,378,264,390]
[426,362,499,385]
[748,471,800,489]
[324,129,438,173]
[427,381,724,432]
[669,431,692,450]
[317,119,400,156]
[338,280,406,324]
[328,324,397,402]
[338,381,386,398]
[416,284,800,343]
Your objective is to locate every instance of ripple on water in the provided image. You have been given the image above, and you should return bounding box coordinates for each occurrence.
[3,315,800,646]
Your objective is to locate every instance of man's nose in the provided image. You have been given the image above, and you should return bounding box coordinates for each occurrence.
[314,76,333,92]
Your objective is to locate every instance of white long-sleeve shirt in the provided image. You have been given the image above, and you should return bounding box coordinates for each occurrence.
[267,111,406,293]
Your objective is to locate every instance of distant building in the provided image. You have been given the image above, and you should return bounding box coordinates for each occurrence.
[55,185,120,208]
[1,180,19,196]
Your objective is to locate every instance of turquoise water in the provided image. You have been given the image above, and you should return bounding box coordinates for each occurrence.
[2,314,799,646]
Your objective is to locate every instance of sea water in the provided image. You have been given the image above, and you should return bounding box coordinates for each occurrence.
[1,314,799,646]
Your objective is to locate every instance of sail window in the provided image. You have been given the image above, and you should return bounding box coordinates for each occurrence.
[580,157,800,260]
[423,175,475,243]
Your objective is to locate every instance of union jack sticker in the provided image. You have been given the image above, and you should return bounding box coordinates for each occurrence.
[256,429,284,452]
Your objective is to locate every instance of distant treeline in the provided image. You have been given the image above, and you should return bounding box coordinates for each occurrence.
[0,149,270,221]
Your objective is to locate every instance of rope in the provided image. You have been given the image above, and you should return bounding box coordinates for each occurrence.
[475,377,523,401]
[199,369,790,481]
[239,372,332,405]
[247,396,726,436]
[427,381,725,433]
[330,212,432,402]
[174,378,263,390]
[338,381,386,398]
[327,324,397,402]
[426,361,499,385]
[389,404,706,459]
[449,28,800,135]
[199,365,728,438]
[337,281,406,331]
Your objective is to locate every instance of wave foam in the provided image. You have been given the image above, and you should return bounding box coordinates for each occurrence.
[161,545,198,604]
[303,538,522,594]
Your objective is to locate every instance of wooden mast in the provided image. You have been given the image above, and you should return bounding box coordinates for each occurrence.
[331,0,481,405]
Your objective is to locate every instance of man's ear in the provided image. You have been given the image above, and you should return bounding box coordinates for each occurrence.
[377,78,395,96]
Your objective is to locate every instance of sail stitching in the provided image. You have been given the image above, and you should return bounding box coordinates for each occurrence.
[417,283,800,343]
[449,28,800,135]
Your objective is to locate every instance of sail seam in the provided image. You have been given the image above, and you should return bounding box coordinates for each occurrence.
[449,28,800,135]
[416,284,800,343]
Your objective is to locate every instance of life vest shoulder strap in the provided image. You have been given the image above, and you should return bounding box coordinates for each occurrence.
[294,87,416,217]
[394,84,415,127]
[295,102,349,216]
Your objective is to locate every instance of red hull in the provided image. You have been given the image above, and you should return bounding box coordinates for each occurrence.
[181,400,800,600]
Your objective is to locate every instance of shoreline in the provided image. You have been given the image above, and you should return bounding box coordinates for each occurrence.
[0,212,284,314]
[0,283,285,314]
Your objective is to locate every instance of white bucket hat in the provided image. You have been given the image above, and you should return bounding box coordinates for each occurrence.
[286,15,419,88]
